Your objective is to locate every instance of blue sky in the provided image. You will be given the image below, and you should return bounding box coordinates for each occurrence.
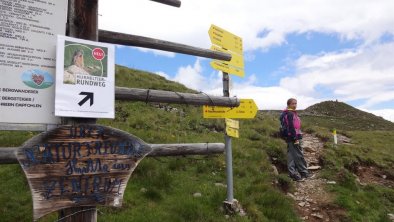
[99,0,394,122]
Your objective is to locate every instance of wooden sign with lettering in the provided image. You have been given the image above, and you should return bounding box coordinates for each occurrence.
[16,125,152,220]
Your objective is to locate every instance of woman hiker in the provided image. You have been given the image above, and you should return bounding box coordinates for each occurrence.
[280,98,309,181]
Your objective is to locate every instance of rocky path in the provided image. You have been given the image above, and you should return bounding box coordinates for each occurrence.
[286,134,344,222]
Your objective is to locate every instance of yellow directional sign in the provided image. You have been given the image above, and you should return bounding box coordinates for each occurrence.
[211,45,244,69]
[203,99,258,119]
[225,118,239,138]
[210,61,245,77]
[225,118,239,129]
[209,24,243,55]
[226,126,239,138]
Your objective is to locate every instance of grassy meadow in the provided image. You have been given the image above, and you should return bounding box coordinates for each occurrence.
[0,66,393,221]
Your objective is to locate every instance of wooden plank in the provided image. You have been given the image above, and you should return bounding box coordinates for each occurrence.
[16,125,152,220]
[0,143,224,164]
[150,0,181,7]
[115,87,240,107]
[99,30,232,61]
[0,88,239,132]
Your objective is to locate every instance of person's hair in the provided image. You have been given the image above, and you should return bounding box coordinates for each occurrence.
[287,98,297,106]
[71,49,84,66]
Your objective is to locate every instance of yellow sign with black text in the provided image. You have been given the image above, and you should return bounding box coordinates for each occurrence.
[211,45,244,69]
[210,61,245,77]
[209,24,243,55]
[226,126,239,138]
[203,99,258,119]
[225,118,239,129]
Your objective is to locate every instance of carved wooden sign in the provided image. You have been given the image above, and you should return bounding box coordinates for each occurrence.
[16,125,152,220]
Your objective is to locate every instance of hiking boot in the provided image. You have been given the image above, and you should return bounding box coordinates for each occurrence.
[301,173,314,180]
[291,175,305,182]
[300,173,308,178]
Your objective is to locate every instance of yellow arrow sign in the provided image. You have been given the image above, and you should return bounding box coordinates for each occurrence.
[203,99,258,119]
[210,61,245,77]
[226,126,239,138]
[209,24,243,55]
[225,118,239,129]
[211,45,244,69]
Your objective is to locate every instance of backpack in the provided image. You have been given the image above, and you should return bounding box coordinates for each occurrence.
[279,111,289,138]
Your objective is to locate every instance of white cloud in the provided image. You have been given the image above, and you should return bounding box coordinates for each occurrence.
[280,42,394,109]
[172,59,206,91]
[99,0,394,52]
[167,60,320,110]
[368,109,394,122]
[155,71,170,79]
[99,0,394,121]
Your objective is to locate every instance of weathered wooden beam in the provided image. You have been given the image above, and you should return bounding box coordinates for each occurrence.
[0,143,224,164]
[149,143,224,157]
[0,148,16,164]
[0,88,239,131]
[150,0,181,7]
[115,87,240,107]
[99,30,232,61]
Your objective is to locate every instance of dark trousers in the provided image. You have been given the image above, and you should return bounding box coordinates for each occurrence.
[287,140,308,177]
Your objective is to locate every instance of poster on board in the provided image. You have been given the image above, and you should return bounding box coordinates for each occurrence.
[55,36,115,119]
[0,0,67,124]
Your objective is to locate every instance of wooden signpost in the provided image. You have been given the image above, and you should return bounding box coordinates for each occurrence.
[16,125,152,220]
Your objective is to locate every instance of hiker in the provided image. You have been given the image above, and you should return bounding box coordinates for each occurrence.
[280,98,309,181]
[64,49,91,84]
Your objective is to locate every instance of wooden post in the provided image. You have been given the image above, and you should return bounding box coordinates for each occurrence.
[150,0,181,7]
[0,143,225,164]
[99,30,232,61]
[60,0,99,221]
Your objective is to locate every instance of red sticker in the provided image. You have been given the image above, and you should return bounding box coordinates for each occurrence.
[92,48,105,60]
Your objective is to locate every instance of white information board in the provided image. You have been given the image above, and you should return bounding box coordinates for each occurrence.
[55,36,115,119]
[0,0,67,124]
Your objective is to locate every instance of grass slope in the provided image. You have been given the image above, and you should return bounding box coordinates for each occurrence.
[0,66,298,222]
[0,66,393,221]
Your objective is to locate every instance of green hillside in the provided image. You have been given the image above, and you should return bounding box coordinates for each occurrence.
[0,66,393,221]
[301,101,394,131]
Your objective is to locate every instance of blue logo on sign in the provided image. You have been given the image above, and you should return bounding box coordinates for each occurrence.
[21,69,54,89]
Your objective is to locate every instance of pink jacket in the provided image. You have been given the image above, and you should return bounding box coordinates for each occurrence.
[284,109,302,140]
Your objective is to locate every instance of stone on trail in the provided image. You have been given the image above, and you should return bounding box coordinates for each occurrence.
[308,165,321,170]
[271,165,279,175]
[311,213,324,219]
[298,202,306,207]
[287,193,297,200]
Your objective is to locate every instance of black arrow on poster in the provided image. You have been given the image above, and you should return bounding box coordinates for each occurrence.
[78,92,94,106]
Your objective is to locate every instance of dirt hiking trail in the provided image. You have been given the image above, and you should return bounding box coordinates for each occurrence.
[286,134,346,222]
